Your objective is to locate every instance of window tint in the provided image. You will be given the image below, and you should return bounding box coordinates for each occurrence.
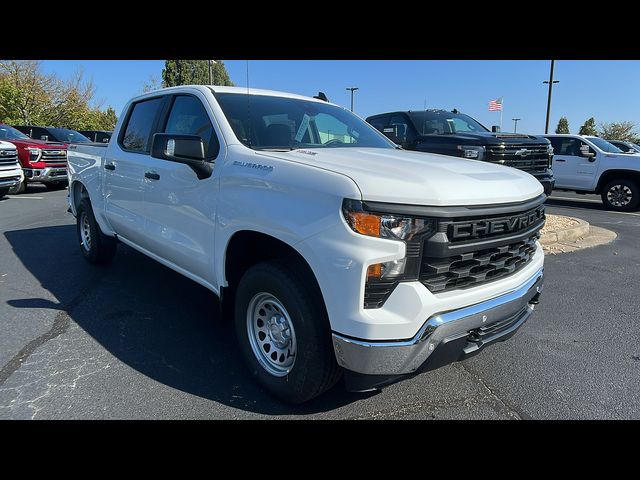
[122,97,163,152]
[548,138,582,156]
[368,116,389,132]
[164,95,219,158]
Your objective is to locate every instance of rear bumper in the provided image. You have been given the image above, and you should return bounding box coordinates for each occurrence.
[333,267,543,385]
[24,167,68,184]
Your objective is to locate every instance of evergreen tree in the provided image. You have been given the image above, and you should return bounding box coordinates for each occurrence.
[555,116,570,134]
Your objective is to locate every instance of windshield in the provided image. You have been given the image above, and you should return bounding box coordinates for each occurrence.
[407,111,489,135]
[587,137,624,153]
[47,128,91,143]
[0,125,30,140]
[214,92,394,150]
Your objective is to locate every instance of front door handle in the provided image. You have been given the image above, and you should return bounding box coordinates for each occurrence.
[104,163,116,170]
[145,171,160,180]
[554,159,566,162]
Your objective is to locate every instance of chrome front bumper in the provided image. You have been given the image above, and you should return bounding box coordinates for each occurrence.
[0,176,21,188]
[333,268,544,376]
[24,167,68,183]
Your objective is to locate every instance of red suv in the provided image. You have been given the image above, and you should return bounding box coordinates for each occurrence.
[0,124,68,193]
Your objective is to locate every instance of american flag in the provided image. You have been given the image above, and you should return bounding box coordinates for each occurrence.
[489,98,503,111]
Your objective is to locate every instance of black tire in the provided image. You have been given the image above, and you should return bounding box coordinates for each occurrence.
[601,178,640,212]
[44,182,66,191]
[10,180,26,194]
[234,260,342,404]
[0,187,8,199]
[76,197,117,264]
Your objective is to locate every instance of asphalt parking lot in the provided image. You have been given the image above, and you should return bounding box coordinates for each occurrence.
[0,186,639,419]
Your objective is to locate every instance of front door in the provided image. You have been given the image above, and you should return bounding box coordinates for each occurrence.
[549,137,597,190]
[143,94,220,285]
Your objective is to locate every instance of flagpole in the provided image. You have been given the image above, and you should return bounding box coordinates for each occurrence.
[500,97,503,131]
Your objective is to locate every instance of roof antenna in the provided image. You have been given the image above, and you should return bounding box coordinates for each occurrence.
[314,92,329,102]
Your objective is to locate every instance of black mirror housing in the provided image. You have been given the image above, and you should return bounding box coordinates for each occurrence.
[151,133,213,179]
[491,126,501,133]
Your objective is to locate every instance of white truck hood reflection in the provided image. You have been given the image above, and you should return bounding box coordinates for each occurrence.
[257,147,543,206]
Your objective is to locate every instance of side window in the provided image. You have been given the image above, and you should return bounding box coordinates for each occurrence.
[554,138,581,156]
[368,116,389,132]
[547,137,561,152]
[121,97,164,153]
[389,115,409,138]
[163,95,219,159]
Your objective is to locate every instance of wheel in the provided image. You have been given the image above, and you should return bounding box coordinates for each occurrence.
[601,179,640,212]
[234,260,341,403]
[76,197,117,264]
[0,187,8,199]
[9,180,26,194]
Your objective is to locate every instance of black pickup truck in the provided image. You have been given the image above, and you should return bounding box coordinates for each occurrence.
[366,110,555,195]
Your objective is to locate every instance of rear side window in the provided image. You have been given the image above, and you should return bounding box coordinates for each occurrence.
[163,95,219,159]
[121,97,163,153]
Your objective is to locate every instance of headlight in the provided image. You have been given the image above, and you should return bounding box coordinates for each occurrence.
[457,145,485,160]
[342,199,435,281]
[24,147,41,163]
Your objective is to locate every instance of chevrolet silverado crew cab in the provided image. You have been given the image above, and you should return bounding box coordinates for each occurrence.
[67,86,546,403]
[366,110,555,195]
[0,141,24,198]
[544,134,640,211]
[0,124,68,193]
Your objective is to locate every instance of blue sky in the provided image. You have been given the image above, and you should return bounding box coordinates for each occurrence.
[40,60,640,135]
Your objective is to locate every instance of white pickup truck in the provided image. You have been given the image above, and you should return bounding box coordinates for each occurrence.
[0,140,24,198]
[544,134,640,211]
[67,86,546,403]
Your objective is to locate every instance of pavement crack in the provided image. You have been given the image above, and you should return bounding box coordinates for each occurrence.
[457,362,528,420]
[0,270,103,387]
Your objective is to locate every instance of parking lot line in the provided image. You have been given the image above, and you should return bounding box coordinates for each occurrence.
[6,196,44,200]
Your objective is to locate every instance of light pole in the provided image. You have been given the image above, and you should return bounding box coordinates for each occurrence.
[208,60,217,85]
[543,60,559,134]
[346,87,359,112]
[512,118,521,133]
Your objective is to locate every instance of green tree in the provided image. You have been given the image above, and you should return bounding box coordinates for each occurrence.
[161,60,234,87]
[598,121,638,142]
[0,60,115,130]
[578,117,598,136]
[555,116,570,134]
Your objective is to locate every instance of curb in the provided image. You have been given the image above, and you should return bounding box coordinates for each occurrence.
[539,217,590,245]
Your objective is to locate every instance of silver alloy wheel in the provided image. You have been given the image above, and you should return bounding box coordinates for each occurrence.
[80,211,92,252]
[246,292,297,377]
[607,184,633,207]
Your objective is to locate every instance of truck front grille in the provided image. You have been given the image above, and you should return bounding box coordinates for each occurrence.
[42,149,67,165]
[486,143,549,173]
[419,234,538,293]
[0,150,18,166]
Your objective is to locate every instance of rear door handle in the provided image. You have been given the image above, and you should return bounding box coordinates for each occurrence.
[555,159,565,162]
[104,163,116,170]
[145,171,160,180]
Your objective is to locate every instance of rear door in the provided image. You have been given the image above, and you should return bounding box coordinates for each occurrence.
[143,92,221,284]
[103,96,165,246]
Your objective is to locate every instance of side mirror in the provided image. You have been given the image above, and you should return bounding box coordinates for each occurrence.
[40,135,49,141]
[381,125,406,144]
[491,126,501,133]
[102,138,109,143]
[579,145,595,159]
[151,133,213,180]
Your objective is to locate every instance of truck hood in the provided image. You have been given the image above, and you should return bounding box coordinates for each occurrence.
[2,138,67,149]
[415,131,548,145]
[257,147,543,206]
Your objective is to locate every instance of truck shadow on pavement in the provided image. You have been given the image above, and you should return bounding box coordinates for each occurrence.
[545,197,606,211]
[4,225,372,416]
